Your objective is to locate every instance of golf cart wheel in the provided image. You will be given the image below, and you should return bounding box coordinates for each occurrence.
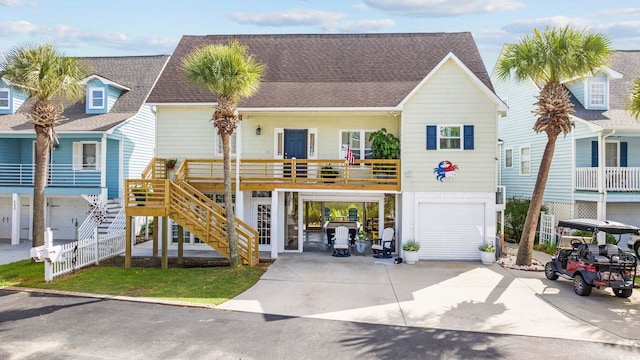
[573,274,592,296]
[613,288,633,298]
[545,262,558,280]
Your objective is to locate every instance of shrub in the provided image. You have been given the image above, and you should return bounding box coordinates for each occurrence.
[402,240,420,251]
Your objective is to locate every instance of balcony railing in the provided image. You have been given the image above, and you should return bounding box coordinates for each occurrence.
[575,167,640,192]
[0,163,101,187]
[174,158,400,191]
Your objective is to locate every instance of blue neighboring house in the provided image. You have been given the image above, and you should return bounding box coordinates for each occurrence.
[0,55,169,243]
[492,50,640,246]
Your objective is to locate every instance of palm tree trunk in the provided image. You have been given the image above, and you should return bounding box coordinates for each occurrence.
[32,127,50,247]
[516,132,558,265]
[222,132,240,267]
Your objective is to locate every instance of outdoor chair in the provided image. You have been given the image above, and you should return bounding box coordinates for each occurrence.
[372,227,394,258]
[332,226,351,257]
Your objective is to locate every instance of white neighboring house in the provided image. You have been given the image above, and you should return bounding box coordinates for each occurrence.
[143,33,507,261]
[492,50,640,256]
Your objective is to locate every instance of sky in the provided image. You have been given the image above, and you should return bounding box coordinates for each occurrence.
[2,0,640,72]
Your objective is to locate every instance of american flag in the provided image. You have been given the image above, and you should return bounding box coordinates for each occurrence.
[345,145,355,165]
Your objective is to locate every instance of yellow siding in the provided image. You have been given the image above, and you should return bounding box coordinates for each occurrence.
[401,60,498,193]
[156,106,399,160]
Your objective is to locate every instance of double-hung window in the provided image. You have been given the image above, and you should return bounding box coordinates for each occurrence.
[88,87,105,109]
[589,82,605,108]
[505,148,513,168]
[520,146,530,176]
[0,88,9,110]
[215,132,237,156]
[340,130,374,160]
[73,142,101,171]
[426,125,474,150]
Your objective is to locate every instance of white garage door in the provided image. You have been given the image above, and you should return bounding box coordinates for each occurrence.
[48,198,86,240]
[417,202,485,260]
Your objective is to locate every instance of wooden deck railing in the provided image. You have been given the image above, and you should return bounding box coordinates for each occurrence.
[124,178,259,266]
[176,158,400,191]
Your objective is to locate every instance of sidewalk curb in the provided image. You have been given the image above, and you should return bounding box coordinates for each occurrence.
[0,285,219,310]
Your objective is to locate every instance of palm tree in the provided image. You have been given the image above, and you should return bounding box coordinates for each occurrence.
[0,44,85,247]
[182,40,265,267]
[494,26,611,265]
[628,77,640,119]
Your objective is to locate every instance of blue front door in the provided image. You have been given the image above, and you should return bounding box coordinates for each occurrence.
[284,129,307,177]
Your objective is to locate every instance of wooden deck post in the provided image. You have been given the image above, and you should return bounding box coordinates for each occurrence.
[125,215,132,269]
[161,216,168,269]
[177,224,184,265]
[152,216,158,257]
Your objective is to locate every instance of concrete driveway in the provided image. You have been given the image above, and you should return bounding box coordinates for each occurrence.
[218,252,640,347]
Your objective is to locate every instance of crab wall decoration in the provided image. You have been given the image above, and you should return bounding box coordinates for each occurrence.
[433,160,458,182]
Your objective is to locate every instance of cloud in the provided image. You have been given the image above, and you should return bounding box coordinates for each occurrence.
[0,20,39,35]
[597,21,640,39]
[0,0,36,6]
[597,8,640,17]
[501,16,590,35]
[363,0,525,17]
[323,19,396,33]
[231,9,345,27]
[231,8,395,33]
[0,21,175,54]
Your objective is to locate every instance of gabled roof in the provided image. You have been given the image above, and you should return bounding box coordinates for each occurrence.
[571,50,640,130]
[0,55,169,132]
[80,74,131,91]
[147,32,493,108]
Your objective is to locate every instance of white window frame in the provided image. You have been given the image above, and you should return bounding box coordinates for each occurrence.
[88,87,105,109]
[519,146,530,176]
[437,124,463,150]
[589,81,605,108]
[0,88,9,110]
[215,132,237,156]
[505,148,513,168]
[73,141,102,171]
[605,141,619,167]
[339,130,374,160]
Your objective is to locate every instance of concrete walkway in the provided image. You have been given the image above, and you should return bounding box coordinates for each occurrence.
[2,238,639,346]
[218,252,640,347]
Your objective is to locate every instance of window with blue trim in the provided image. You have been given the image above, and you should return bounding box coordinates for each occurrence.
[88,87,105,109]
[426,125,474,150]
[0,88,9,109]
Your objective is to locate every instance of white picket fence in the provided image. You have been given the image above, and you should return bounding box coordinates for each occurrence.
[49,230,125,281]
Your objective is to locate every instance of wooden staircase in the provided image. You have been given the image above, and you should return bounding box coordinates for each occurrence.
[126,160,259,266]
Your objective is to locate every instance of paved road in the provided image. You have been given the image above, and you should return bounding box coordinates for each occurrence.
[1,289,639,360]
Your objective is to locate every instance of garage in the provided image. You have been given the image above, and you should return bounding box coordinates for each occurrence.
[416,202,486,260]
[47,197,87,240]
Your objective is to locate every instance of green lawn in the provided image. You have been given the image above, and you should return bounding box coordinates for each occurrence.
[0,260,267,305]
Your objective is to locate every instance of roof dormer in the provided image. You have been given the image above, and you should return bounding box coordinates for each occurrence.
[0,78,28,115]
[80,75,130,114]
[565,67,622,111]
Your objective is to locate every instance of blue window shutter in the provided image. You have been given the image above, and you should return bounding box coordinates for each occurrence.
[426,126,436,150]
[591,141,598,167]
[463,125,474,150]
[621,142,628,167]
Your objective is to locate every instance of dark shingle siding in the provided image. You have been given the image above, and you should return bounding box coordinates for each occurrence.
[148,33,493,108]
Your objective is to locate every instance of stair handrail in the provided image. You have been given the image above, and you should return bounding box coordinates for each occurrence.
[171,181,259,265]
[106,207,126,234]
[77,193,107,241]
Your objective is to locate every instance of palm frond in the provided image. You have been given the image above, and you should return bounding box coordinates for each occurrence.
[628,77,640,120]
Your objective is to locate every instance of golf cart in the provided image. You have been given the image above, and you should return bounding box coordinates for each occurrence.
[545,219,639,298]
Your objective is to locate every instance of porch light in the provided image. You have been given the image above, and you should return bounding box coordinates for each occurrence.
[256,125,262,136]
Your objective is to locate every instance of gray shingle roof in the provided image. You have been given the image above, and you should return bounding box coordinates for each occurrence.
[147,33,493,108]
[0,55,169,132]
[572,50,640,129]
